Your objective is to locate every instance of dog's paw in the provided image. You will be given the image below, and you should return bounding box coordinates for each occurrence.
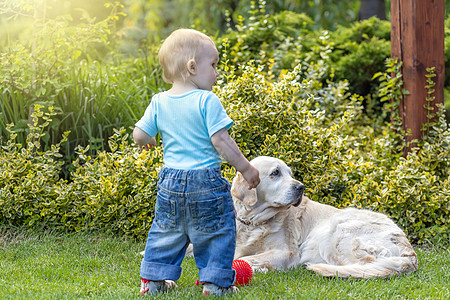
[185,244,194,257]
[252,266,269,273]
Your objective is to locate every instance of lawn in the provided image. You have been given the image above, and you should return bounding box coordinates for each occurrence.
[0,229,449,299]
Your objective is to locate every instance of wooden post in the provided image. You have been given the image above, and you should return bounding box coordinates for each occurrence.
[390,0,445,152]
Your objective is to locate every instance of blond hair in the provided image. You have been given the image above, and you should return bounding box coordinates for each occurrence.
[158,28,215,84]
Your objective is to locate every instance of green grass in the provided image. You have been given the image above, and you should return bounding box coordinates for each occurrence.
[0,229,449,299]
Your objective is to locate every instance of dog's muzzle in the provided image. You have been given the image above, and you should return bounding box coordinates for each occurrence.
[292,183,305,207]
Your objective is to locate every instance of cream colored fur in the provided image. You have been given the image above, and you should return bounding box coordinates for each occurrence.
[232,156,418,278]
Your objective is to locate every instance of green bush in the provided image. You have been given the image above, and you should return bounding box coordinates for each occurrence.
[216,60,449,245]
[1,10,450,245]
[0,106,162,238]
[62,128,162,237]
[5,9,450,163]
[219,11,314,71]
[218,13,393,123]
[2,56,450,245]
[0,106,68,228]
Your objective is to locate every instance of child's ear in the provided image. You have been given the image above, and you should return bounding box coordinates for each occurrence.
[186,59,197,75]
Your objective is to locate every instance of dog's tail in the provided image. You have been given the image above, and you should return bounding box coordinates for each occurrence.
[306,255,418,279]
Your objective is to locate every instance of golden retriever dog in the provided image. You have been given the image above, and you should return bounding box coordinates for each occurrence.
[231,156,418,278]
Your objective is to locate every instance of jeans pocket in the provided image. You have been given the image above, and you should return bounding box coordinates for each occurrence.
[190,197,225,233]
[154,193,176,230]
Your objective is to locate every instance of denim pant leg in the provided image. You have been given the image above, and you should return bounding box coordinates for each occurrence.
[189,199,236,287]
[140,189,188,281]
[184,169,237,287]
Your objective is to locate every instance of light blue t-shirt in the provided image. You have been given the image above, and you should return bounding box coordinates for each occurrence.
[135,89,233,169]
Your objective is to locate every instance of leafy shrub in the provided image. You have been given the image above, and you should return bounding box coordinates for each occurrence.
[216,59,449,245]
[328,17,391,120]
[61,129,162,237]
[216,57,362,180]
[2,55,450,245]
[220,13,391,94]
[0,106,68,228]
[218,10,315,74]
[6,9,450,165]
[0,106,162,238]
[1,12,450,245]
[332,37,390,96]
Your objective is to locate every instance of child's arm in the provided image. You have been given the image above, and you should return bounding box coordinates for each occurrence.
[133,127,157,151]
[211,128,260,189]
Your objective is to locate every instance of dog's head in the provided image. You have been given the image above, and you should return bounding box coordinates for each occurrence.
[231,156,305,209]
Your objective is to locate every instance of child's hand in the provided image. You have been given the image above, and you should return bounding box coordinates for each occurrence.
[241,166,260,190]
[139,144,154,151]
[133,127,157,151]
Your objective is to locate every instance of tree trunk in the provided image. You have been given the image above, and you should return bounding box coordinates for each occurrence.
[359,0,386,20]
[391,0,445,153]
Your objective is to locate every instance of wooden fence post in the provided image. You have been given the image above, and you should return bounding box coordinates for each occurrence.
[390,0,445,153]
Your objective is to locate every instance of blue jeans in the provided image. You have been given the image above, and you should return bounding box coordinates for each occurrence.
[140,167,237,287]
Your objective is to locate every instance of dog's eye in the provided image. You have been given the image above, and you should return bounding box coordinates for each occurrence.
[270,169,280,177]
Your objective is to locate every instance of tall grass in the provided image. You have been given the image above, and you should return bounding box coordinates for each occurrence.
[0,3,167,170]
[0,89,29,145]
[54,55,162,152]
[1,45,165,175]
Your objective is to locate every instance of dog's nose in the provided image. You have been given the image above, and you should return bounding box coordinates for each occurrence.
[295,183,305,194]
[292,183,305,207]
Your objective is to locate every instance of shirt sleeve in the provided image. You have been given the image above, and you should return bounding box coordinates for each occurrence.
[203,92,233,137]
[135,95,158,137]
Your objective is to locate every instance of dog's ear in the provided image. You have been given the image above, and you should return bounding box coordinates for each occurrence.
[231,172,257,206]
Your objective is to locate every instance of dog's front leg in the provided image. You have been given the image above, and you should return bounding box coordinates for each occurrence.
[239,250,299,273]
